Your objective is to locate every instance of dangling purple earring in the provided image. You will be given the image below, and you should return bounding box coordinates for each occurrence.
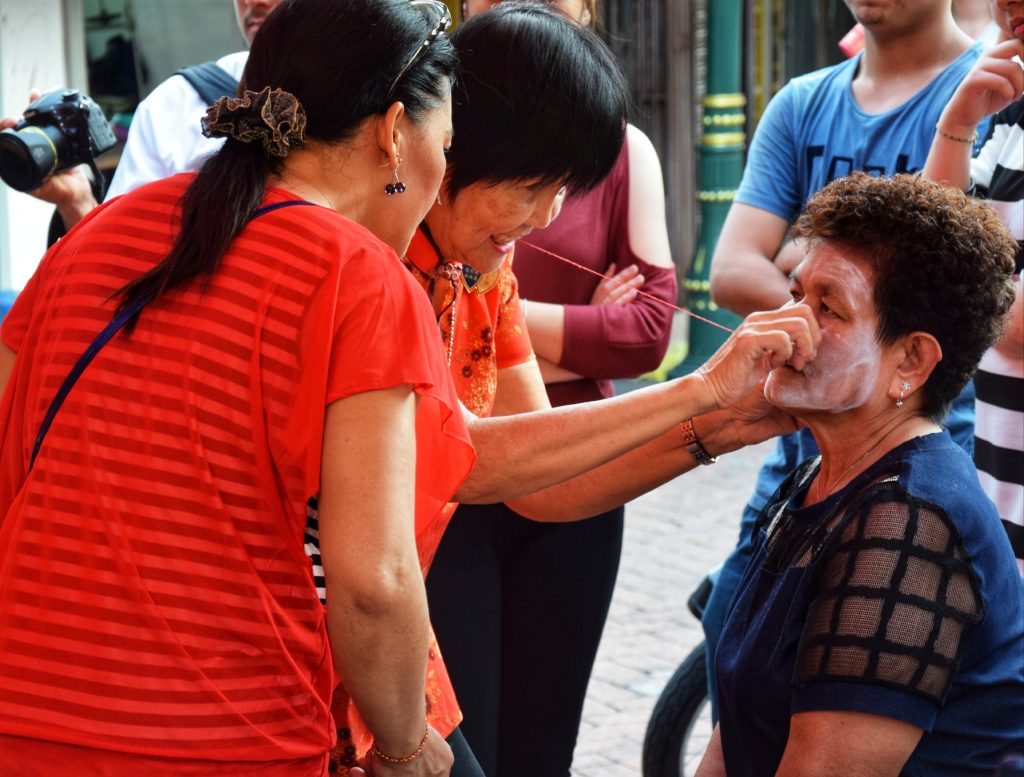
[385,166,406,196]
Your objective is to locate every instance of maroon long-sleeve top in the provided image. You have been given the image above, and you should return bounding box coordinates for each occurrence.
[514,138,678,407]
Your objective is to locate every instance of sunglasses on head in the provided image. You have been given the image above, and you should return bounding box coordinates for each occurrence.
[387,0,452,97]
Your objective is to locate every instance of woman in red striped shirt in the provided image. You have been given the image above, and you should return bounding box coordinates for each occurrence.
[0,1,468,774]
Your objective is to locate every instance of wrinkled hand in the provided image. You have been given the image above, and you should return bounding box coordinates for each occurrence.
[939,38,1024,134]
[695,303,819,410]
[695,380,802,458]
[348,726,452,777]
[725,381,801,446]
[1,90,97,212]
[590,262,645,306]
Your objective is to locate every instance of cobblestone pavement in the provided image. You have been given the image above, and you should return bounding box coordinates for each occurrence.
[571,435,775,777]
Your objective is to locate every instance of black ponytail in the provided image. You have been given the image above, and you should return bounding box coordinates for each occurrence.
[116,141,272,322]
[116,0,456,324]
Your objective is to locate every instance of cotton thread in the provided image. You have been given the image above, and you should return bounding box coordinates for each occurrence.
[519,240,735,334]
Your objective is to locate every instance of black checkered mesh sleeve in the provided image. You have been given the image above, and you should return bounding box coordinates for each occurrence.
[794,487,984,704]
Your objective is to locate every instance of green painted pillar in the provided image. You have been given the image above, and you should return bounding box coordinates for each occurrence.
[674,0,745,375]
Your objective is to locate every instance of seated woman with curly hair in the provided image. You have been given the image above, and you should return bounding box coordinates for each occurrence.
[698,172,1024,777]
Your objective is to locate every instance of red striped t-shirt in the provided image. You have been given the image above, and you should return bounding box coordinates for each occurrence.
[0,175,473,771]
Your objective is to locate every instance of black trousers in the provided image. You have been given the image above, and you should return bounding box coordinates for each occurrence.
[426,502,624,777]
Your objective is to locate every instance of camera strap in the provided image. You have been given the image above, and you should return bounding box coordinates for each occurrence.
[176,61,240,105]
[28,198,313,472]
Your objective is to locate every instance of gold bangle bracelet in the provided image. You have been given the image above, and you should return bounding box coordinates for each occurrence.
[935,124,978,144]
[369,724,430,765]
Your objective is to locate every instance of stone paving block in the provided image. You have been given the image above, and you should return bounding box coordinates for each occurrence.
[572,439,775,776]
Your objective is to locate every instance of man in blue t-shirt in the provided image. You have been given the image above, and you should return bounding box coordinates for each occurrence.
[701,0,984,729]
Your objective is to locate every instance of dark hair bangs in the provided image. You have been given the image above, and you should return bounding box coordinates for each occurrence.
[446,1,628,198]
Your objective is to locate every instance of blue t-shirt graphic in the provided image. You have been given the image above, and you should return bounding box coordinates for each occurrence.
[737,44,984,221]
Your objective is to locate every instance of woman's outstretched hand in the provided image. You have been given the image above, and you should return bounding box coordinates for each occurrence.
[348,726,452,777]
[695,302,819,410]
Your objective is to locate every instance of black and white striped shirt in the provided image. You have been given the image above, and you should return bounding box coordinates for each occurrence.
[972,95,1024,574]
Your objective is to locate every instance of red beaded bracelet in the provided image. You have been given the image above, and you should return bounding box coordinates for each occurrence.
[369,724,430,765]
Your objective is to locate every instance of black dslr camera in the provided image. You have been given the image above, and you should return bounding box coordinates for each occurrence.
[0,89,116,192]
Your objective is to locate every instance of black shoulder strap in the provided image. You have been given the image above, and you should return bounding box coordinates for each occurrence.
[175,60,240,105]
[29,199,314,472]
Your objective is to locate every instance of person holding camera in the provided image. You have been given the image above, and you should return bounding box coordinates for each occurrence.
[0,0,280,233]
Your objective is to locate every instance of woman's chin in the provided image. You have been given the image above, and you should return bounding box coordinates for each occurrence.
[466,240,514,273]
[764,372,798,408]
[764,380,824,416]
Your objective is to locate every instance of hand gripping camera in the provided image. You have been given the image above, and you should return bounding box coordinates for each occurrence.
[0,89,117,192]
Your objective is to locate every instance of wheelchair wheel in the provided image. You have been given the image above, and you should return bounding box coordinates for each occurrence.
[641,641,711,777]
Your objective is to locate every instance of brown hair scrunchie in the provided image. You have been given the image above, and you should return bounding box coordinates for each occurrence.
[202,86,307,158]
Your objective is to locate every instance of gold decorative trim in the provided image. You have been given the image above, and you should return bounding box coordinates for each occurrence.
[696,190,738,203]
[702,93,746,109]
[691,299,721,312]
[700,132,746,147]
[684,279,712,293]
[703,113,746,127]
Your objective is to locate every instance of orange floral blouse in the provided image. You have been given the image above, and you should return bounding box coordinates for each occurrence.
[330,227,534,770]
[403,227,535,417]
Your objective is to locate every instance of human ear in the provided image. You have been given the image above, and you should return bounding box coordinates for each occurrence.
[888,332,942,405]
[376,101,407,170]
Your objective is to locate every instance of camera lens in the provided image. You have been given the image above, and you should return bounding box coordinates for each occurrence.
[0,126,62,192]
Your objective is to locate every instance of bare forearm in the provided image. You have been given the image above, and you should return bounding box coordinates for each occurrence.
[56,190,99,230]
[459,304,819,508]
[523,299,566,363]
[456,373,716,505]
[773,239,805,277]
[460,303,817,514]
[709,249,791,315]
[506,400,780,521]
[326,580,431,755]
[922,134,974,191]
[537,356,584,384]
[695,726,727,777]
[507,424,695,520]
[776,711,921,777]
[318,389,429,757]
[709,204,792,316]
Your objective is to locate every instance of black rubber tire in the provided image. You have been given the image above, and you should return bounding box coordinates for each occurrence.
[641,641,709,777]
